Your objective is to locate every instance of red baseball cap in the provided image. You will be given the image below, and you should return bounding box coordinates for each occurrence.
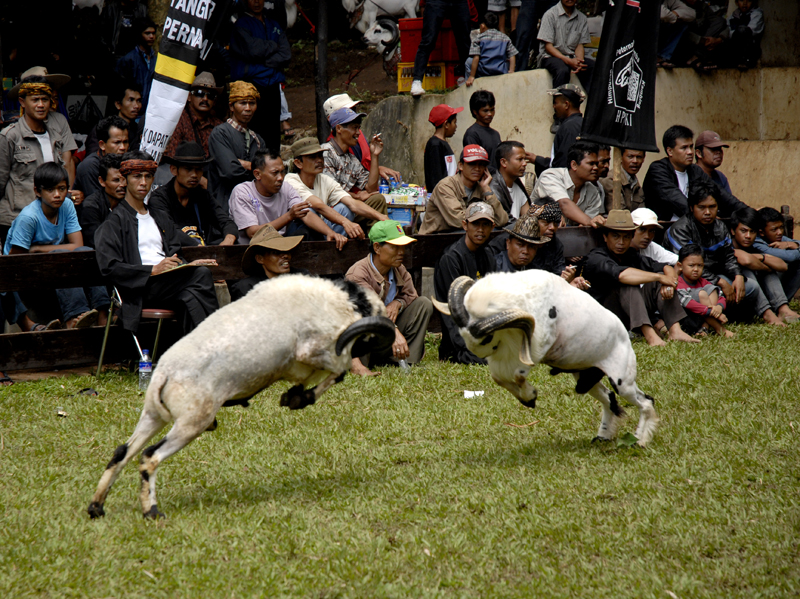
[461,144,489,163]
[428,104,464,127]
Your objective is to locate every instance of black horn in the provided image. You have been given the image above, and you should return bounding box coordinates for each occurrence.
[468,310,536,365]
[335,316,396,356]
[447,276,474,328]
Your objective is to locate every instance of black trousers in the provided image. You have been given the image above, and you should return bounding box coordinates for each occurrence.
[602,282,685,332]
[412,0,472,79]
[249,82,282,155]
[139,266,219,335]
[541,55,594,89]
[514,0,558,71]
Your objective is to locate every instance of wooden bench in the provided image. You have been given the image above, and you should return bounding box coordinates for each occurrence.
[2,207,793,372]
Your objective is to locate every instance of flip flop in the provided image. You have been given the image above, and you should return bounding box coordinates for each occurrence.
[73,310,99,329]
[0,371,13,386]
[31,319,62,332]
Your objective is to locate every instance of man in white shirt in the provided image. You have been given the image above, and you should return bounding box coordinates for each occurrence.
[284,137,388,237]
[530,140,605,227]
[630,208,678,264]
[94,151,219,334]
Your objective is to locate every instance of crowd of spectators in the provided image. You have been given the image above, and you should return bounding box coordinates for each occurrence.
[0,0,791,386]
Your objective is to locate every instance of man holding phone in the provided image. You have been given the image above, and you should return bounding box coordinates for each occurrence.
[419,144,509,234]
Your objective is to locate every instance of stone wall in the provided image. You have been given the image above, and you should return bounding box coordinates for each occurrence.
[363,67,800,216]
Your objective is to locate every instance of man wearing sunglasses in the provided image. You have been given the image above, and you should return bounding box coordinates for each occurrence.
[163,72,223,188]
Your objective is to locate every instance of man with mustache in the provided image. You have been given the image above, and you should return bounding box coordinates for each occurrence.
[79,154,127,249]
[149,142,238,246]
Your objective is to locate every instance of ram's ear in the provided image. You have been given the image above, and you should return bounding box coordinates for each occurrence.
[431,297,451,315]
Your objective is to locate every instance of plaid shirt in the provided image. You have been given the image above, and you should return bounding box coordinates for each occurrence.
[321,140,368,193]
[469,29,519,58]
[226,118,261,152]
[163,107,222,158]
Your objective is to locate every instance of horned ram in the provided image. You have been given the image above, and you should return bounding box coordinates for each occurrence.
[88,275,395,519]
[433,271,659,446]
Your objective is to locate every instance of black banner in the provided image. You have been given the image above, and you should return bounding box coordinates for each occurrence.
[580,0,660,152]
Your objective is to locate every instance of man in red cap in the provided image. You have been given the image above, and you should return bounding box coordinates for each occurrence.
[419,145,509,235]
[424,104,463,193]
[694,130,733,196]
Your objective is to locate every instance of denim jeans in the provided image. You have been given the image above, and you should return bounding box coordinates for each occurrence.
[658,22,689,61]
[322,202,356,236]
[779,263,800,304]
[51,247,110,321]
[412,0,472,80]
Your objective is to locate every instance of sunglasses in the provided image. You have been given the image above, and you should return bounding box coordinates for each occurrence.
[190,89,217,100]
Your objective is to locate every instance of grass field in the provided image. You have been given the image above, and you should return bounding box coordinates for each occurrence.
[2,325,800,598]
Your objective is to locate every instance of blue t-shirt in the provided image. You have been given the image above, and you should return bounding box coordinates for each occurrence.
[3,198,81,254]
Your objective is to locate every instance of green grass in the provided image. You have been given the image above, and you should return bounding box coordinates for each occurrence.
[2,326,800,598]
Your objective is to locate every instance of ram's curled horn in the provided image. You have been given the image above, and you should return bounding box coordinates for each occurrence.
[468,310,536,365]
[431,297,451,315]
[447,276,475,328]
[335,316,397,356]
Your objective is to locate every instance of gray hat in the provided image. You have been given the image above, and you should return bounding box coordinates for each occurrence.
[465,202,495,223]
[191,71,223,93]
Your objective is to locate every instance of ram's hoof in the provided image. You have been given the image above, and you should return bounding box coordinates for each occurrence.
[87,502,105,519]
[279,385,317,410]
[591,436,613,443]
[143,505,165,520]
[205,418,218,432]
[518,398,536,409]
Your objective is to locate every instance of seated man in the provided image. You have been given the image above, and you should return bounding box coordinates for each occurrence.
[94,151,220,335]
[80,154,126,249]
[434,202,497,364]
[695,130,734,194]
[644,125,747,221]
[321,108,389,221]
[491,141,531,222]
[228,149,347,249]
[664,179,782,326]
[754,206,800,308]
[630,208,678,264]
[207,81,265,214]
[346,220,433,376]
[149,142,238,246]
[465,12,518,86]
[658,0,696,68]
[419,145,508,234]
[584,209,696,346]
[601,148,646,214]
[536,0,594,89]
[229,224,307,302]
[491,206,591,290]
[727,0,765,70]
[74,116,129,201]
[4,162,109,328]
[284,137,387,239]
[530,141,604,227]
[729,208,798,324]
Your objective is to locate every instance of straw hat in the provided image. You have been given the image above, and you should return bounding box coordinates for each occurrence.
[9,66,71,101]
[241,225,303,275]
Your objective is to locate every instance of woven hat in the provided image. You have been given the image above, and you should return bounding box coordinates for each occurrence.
[241,225,304,275]
[604,209,638,231]
[191,71,223,93]
[9,66,70,101]
[535,201,562,223]
[505,212,551,245]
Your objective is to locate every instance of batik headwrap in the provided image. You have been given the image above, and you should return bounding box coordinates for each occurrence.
[119,160,159,176]
[535,201,563,223]
[18,83,56,114]
[228,81,260,104]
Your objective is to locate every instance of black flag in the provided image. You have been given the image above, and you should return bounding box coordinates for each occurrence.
[580,0,660,152]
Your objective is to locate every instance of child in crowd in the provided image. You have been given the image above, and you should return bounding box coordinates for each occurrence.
[424,104,463,193]
[462,90,501,167]
[465,12,518,86]
[728,0,764,70]
[676,243,734,337]
[3,163,109,329]
[754,206,800,312]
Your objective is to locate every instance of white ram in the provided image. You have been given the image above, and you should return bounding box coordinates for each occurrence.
[88,275,395,519]
[433,271,659,446]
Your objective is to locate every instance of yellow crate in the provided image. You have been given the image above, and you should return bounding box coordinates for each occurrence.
[397,62,447,93]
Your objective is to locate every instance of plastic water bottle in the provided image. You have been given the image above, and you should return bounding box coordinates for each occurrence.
[139,350,152,391]
[389,176,397,191]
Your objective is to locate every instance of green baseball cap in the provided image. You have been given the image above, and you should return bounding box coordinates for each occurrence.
[368,220,417,245]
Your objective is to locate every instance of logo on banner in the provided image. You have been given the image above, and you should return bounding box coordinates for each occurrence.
[606,43,645,127]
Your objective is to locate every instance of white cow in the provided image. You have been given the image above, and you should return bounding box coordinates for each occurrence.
[343,0,418,33]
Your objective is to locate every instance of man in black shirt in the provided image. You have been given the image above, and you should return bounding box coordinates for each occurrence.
[149,142,238,246]
[584,210,696,346]
[434,201,497,365]
[80,154,126,248]
[533,84,586,173]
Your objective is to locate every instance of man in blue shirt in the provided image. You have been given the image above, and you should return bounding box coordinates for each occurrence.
[4,163,109,328]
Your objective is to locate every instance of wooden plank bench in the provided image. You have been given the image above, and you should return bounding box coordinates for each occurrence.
[2,207,792,372]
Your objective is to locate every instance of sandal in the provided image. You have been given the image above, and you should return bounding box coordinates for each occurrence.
[31,319,62,332]
[0,371,13,386]
[70,309,99,329]
[657,59,675,69]
[701,63,718,72]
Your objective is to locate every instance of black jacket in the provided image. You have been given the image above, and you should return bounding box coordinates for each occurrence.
[434,236,495,365]
[148,178,238,246]
[584,245,670,304]
[664,215,741,284]
[643,157,748,221]
[490,172,530,223]
[79,190,112,249]
[94,200,186,332]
